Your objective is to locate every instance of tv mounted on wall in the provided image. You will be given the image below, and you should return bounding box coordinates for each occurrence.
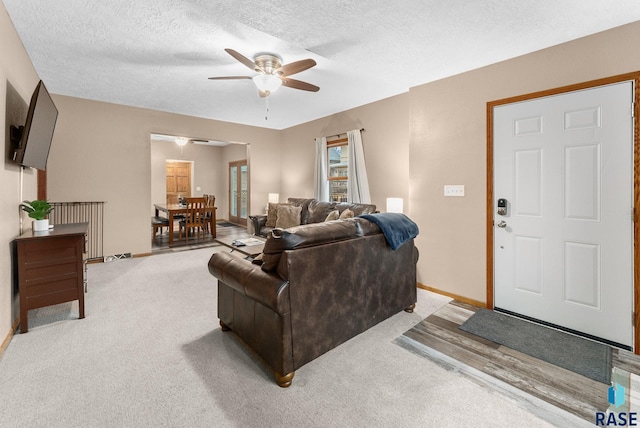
[10,80,58,171]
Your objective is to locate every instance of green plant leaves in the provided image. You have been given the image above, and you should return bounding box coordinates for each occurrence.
[19,200,53,220]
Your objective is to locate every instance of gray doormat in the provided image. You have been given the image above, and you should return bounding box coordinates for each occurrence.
[459,309,612,384]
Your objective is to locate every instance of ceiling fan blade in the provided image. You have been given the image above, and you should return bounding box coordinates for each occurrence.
[225,48,263,73]
[208,76,252,80]
[276,58,316,76]
[280,77,320,92]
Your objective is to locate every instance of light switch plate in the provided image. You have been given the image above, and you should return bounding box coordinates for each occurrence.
[444,185,465,197]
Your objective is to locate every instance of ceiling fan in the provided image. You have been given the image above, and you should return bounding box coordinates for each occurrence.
[209,48,319,97]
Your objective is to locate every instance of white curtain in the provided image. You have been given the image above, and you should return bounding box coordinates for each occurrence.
[347,129,371,203]
[314,137,329,201]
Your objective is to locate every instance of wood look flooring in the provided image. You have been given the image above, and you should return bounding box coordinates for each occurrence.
[151,221,249,254]
[395,300,640,425]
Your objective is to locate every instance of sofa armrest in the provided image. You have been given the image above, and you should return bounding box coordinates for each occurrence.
[208,251,289,314]
[249,215,268,236]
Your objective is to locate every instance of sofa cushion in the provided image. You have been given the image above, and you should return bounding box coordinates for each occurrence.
[339,208,354,219]
[266,202,290,227]
[275,205,302,229]
[307,200,338,224]
[335,202,377,217]
[287,198,315,224]
[261,219,360,272]
[324,210,339,221]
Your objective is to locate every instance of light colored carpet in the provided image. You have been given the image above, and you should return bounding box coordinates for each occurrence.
[0,247,566,427]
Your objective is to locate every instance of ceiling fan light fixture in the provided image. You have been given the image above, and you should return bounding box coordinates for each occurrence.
[252,74,282,94]
[175,137,188,146]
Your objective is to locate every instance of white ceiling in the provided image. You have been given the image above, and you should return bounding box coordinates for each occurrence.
[4,0,640,130]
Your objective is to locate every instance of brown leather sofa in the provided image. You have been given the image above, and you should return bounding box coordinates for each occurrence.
[249,197,377,237]
[207,217,418,387]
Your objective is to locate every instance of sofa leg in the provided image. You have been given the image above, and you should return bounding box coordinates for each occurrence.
[219,320,231,331]
[404,303,416,313]
[275,371,295,388]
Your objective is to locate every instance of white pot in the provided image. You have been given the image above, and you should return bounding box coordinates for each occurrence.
[33,219,49,232]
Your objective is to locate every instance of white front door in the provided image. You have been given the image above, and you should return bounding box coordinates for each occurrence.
[493,81,634,348]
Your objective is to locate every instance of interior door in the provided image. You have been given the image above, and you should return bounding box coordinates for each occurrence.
[166,161,191,204]
[229,160,248,225]
[493,81,634,348]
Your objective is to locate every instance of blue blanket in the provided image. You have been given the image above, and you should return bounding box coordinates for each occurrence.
[359,213,419,250]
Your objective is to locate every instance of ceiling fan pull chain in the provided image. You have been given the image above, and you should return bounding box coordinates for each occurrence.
[265,96,270,120]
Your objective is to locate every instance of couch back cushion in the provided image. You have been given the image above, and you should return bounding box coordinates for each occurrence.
[305,200,336,224]
[306,200,376,224]
[335,202,377,217]
[266,202,289,227]
[275,205,302,229]
[287,198,315,224]
[261,219,360,272]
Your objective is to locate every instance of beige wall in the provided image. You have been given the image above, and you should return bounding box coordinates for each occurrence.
[410,21,640,303]
[47,95,281,257]
[280,93,411,210]
[0,4,40,343]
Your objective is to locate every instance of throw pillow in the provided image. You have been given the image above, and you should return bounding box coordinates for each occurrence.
[339,208,354,219]
[266,202,290,227]
[275,205,302,229]
[324,210,339,222]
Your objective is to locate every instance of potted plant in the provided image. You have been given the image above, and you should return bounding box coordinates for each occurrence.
[20,199,53,231]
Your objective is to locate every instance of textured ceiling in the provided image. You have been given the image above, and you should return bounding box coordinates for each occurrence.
[4,0,640,130]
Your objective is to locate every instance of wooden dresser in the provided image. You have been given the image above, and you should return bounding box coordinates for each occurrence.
[14,222,88,333]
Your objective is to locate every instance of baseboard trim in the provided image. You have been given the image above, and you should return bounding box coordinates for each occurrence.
[133,253,152,258]
[0,318,19,359]
[417,283,487,308]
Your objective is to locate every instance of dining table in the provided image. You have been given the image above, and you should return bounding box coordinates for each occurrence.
[154,203,217,245]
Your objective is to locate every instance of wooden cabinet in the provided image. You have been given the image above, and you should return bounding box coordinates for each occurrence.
[14,223,88,333]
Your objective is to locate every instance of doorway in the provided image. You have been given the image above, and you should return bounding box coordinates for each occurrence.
[487,73,640,351]
[229,160,248,225]
[166,160,192,204]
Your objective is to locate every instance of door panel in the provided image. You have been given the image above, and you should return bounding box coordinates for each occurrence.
[564,241,599,307]
[166,161,191,204]
[565,144,599,220]
[493,81,634,347]
[514,236,542,294]
[514,149,542,216]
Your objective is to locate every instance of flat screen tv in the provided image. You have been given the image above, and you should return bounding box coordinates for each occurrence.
[10,80,58,171]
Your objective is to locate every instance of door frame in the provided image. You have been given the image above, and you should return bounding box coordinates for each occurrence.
[486,71,640,353]
[228,159,249,225]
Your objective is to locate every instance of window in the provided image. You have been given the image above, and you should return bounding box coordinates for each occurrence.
[327,138,348,202]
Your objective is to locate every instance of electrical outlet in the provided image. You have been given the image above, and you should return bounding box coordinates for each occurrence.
[444,185,465,197]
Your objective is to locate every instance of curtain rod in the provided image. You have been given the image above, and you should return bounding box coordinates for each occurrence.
[322,128,365,140]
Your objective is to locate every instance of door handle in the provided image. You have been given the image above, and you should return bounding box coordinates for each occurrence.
[497,220,507,228]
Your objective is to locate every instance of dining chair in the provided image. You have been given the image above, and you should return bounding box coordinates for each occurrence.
[151,216,170,242]
[178,197,206,242]
[203,194,216,236]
